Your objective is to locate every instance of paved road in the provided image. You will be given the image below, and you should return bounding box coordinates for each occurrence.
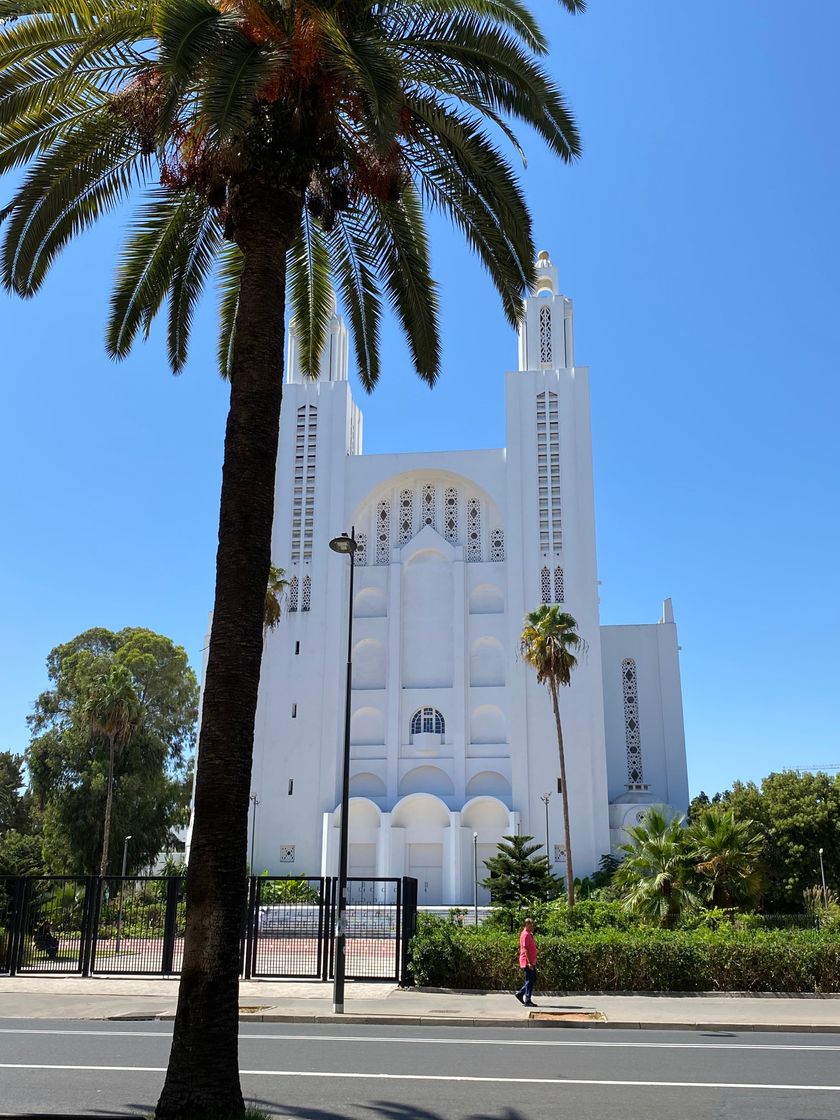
[2,1020,840,1118]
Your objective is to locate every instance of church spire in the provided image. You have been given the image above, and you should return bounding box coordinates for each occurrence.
[518,250,575,372]
[285,291,349,384]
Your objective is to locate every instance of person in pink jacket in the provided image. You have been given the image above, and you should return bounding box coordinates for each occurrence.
[514,918,538,1007]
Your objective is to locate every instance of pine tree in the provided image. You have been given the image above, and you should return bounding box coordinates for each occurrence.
[481,834,560,906]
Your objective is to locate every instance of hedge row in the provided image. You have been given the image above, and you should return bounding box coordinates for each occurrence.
[408,918,840,992]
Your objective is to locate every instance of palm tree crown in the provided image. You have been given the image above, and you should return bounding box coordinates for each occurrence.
[615,809,702,929]
[1,0,584,386]
[686,805,764,910]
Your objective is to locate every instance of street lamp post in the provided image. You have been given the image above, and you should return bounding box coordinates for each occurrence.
[473,832,479,926]
[115,834,132,956]
[249,792,260,875]
[819,847,828,907]
[540,792,551,865]
[329,528,357,1014]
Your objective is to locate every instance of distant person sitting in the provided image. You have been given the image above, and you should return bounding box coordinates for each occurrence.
[514,918,538,1007]
[34,920,59,960]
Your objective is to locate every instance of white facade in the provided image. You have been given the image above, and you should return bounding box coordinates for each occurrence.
[205,252,689,904]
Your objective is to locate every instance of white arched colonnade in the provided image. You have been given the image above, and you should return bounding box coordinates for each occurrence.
[321,794,517,905]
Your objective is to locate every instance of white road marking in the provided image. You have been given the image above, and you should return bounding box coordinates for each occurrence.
[0,1026,839,1053]
[1,1063,839,1092]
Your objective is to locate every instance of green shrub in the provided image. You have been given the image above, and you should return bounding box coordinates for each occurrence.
[408,915,840,992]
[257,876,320,904]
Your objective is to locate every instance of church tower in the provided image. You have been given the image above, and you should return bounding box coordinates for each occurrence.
[504,252,611,876]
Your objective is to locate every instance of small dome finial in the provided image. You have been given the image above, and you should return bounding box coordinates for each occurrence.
[533,250,558,296]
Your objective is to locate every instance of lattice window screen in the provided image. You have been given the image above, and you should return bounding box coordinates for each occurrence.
[355,533,367,567]
[539,303,553,365]
[291,407,306,561]
[288,576,299,612]
[376,500,391,564]
[554,566,565,603]
[536,391,562,553]
[622,658,643,785]
[467,498,481,561]
[422,483,436,529]
[444,488,458,544]
[398,489,414,545]
[554,844,566,864]
[301,575,312,613]
[490,529,505,563]
[303,407,317,560]
[540,566,551,604]
[279,845,295,863]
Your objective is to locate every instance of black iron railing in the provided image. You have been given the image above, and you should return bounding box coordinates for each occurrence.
[0,874,417,984]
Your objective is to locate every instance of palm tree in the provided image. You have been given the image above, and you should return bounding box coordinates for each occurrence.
[614,808,701,928]
[1,3,586,1114]
[263,563,288,633]
[686,805,763,911]
[83,664,138,878]
[520,605,584,908]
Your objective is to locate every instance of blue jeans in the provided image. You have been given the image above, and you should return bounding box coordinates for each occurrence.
[516,966,536,1003]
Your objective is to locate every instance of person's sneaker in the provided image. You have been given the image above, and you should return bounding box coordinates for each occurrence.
[524,1001,538,1007]
[514,991,524,1003]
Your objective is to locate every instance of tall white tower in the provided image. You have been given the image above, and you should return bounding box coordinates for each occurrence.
[504,252,611,875]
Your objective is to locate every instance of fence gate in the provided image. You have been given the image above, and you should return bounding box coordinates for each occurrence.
[245,876,417,984]
[90,876,185,976]
[245,876,329,980]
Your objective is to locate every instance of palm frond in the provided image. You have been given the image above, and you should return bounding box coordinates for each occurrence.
[217,240,243,380]
[327,211,382,391]
[167,204,220,372]
[288,211,332,380]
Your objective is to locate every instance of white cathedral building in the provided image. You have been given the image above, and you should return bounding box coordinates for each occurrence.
[204,252,689,905]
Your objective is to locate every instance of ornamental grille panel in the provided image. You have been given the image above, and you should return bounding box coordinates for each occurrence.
[554,844,566,864]
[376,500,391,565]
[278,845,295,863]
[355,533,367,567]
[301,576,312,613]
[554,566,565,603]
[288,576,299,612]
[536,391,562,553]
[467,498,482,561]
[422,483,436,530]
[398,489,414,545]
[490,529,505,563]
[444,488,458,544]
[539,303,553,365]
[410,707,445,736]
[622,658,643,785]
[291,405,318,561]
[541,566,551,604]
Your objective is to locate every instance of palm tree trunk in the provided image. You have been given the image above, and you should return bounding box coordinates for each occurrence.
[549,681,575,908]
[99,732,116,878]
[156,186,294,1120]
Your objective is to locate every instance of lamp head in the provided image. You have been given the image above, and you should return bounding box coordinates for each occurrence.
[473,831,478,840]
[329,532,357,555]
[124,835,132,842]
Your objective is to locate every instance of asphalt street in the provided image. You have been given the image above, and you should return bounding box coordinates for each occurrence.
[1,1020,840,1119]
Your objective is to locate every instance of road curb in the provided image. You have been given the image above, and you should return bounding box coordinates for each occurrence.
[142,1011,840,1033]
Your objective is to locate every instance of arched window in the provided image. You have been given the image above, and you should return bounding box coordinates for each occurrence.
[288,576,299,612]
[539,303,553,365]
[410,707,445,737]
[540,566,551,605]
[554,566,565,603]
[301,575,312,612]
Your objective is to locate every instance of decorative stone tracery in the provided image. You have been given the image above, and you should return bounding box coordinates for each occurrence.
[622,658,643,785]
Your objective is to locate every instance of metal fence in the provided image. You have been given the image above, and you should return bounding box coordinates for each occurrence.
[1,874,417,984]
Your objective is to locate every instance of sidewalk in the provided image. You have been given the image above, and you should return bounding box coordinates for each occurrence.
[2,977,840,1032]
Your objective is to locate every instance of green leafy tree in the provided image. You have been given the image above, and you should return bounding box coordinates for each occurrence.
[0,750,31,834]
[0,2,586,1114]
[686,804,763,910]
[614,809,701,929]
[26,628,197,876]
[723,771,840,910]
[520,605,585,907]
[481,834,560,907]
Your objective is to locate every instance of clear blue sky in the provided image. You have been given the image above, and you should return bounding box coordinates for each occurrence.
[2,2,838,797]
